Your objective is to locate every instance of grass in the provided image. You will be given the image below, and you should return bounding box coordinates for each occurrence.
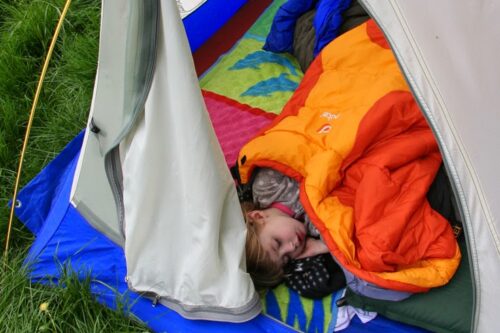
[0,0,149,331]
[1,249,148,332]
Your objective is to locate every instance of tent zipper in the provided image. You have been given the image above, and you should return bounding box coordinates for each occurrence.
[105,147,125,238]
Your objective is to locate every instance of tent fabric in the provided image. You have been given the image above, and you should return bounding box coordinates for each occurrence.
[192,0,273,76]
[71,0,259,322]
[70,0,159,245]
[177,0,208,19]
[360,1,500,332]
[119,0,258,321]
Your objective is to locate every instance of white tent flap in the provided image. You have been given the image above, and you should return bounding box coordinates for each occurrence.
[120,0,260,322]
[71,0,158,245]
[71,0,259,322]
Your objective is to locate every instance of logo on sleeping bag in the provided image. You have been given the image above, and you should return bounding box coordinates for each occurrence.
[317,124,332,134]
[317,112,340,133]
[320,112,340,121]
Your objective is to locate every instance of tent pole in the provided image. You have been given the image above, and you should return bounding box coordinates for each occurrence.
[4,0,72,260]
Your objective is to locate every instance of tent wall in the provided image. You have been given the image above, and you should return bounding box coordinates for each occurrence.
[70,0,246,245]
[360,1,500,332]
[71,0,158,245]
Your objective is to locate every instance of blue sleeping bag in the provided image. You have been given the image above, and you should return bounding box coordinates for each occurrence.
[263,0,352,56]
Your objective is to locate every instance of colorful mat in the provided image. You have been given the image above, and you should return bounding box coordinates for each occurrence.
[199,0,303,114]
[203,90,275,166]
[193,0,273,76]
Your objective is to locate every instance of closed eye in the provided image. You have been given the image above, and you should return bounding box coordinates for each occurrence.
[275,239,281,247]
[272,239,281,259]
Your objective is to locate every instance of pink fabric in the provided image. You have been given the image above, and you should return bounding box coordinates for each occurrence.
[203,90,275,166]
[270,202,295,217]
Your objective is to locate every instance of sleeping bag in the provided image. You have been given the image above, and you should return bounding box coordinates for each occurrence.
[238,20,461,294]
[263,0,351,57]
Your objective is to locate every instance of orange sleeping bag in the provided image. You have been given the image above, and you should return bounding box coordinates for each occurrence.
[238,20,460,293]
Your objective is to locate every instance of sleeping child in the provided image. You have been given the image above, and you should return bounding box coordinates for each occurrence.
[243,167,346,297]
[237,19,460,301]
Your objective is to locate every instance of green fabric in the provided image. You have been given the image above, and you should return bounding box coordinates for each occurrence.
[246,0,287,38]
[262,284,337,333]
[345,238,473,333]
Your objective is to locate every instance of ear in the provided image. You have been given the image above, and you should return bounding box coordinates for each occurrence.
[247,210,265,225]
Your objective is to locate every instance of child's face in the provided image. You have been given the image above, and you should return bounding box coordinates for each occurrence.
[248,209,306,266]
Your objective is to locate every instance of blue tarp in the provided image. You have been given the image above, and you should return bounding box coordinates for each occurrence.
[15,132,427,332]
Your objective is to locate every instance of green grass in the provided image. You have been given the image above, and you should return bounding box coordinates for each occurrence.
[1,249,149,332]
[0,0,149,331]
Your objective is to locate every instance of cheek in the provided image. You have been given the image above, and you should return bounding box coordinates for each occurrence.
[292,219,306,233]
[283,227,297,240]
[284,218,304,234]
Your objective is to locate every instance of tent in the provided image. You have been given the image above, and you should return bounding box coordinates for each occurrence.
[14,0,500,332]
[362,3,500,332]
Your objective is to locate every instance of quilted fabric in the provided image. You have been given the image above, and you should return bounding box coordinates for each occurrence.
[238,20,460,292]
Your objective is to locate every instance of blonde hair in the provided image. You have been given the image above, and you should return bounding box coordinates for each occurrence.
[241,201,284,288]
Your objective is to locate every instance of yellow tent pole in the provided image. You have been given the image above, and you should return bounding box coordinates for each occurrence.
[4,0,72,259]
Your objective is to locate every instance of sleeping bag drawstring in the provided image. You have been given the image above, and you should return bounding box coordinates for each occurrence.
[4,0,72,260]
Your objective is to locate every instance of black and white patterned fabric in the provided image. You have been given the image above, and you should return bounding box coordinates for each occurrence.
[284,253,346,299]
